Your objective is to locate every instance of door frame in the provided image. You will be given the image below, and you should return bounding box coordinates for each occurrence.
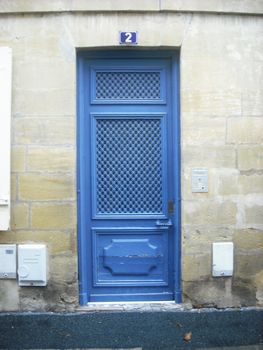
[77,49,181,305]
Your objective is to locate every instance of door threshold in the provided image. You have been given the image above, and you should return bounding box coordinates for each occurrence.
[77,301,189,312]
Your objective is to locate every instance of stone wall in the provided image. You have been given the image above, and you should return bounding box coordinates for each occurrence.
[0,1,262,311]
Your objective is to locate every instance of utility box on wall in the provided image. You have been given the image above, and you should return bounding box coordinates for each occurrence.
[18,244,47,286]
[212,242,234,277]
[0,244,16,279]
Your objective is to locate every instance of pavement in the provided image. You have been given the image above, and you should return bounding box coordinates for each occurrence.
[0,306,262,349]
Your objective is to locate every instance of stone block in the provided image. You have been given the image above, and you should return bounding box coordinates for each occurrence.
[0,281,19,311]
[242,90,263,116]
[14,58,74,91]
[12,230,72,254]
[182,254,211,281]
[183,200,237,225]
[11,174,17,201]
[74,13,188,48]
[216,169,239,196]
[161,0,263,15]
[14,117,75,145]
[27,147,75,172]
[181,90,241,117]
[245,204,263,225]
[182,146,236,168]
[182,117,226,146]
[235,252,263,279]
[31,203,75,229]
[19,174,75,201]
[0,0,160,13]
[239,174,263,194]
[233,229,263,250]
[254,271,263,306]
[227,118,263,144]
[50,254,78,284]
[11,203,29,229]
[182,226,234,254]
[238,146,263,171]
[11,146,26,172]
[13,89,75,116]
[183,278,256,308]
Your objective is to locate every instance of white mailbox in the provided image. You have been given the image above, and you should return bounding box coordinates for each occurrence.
[0,244,16,279]
[18,244,47,286]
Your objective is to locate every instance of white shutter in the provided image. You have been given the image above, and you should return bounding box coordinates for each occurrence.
[0,47,12,231]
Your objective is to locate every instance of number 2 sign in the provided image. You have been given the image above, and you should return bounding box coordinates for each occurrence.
[119,32,138,45]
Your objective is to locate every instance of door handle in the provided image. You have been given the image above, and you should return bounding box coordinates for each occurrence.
[156,219,173,228]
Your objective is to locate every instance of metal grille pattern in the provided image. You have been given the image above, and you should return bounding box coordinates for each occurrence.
[96,72,161,100]
[96,119,163,214]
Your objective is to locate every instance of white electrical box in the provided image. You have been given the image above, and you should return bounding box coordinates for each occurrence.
[0,244,16,279]
[212,242,234,277]
[192,168,208,193]
[18,244,47,286]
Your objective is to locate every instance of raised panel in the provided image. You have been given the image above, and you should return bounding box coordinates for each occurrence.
[93,229,169,287]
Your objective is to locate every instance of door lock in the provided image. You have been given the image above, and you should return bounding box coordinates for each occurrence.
[156,219,173,228]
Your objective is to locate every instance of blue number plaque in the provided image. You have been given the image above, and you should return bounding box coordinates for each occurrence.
[119,32,137,45]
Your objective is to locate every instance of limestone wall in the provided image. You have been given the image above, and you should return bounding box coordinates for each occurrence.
[0,1,262,311]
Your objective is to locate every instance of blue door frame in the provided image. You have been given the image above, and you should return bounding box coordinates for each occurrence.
[77,50,181,304]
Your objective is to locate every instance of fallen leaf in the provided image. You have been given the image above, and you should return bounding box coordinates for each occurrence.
[183,331,192,342]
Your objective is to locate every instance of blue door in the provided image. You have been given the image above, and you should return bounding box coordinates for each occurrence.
[78,51,181,303]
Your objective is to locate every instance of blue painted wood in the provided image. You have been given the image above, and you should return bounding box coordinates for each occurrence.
[77,50,181,303]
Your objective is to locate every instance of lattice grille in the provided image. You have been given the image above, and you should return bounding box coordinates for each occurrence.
[96,72,161,100]
[96,119,163,214]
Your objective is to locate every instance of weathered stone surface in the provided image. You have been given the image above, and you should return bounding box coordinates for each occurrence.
[182,254,211,282]
[28,147,75,172]
[182,117,226,146]
[14,117,75,145]
[182,146,236,168]
[31,203,75,229]
[19,174,75,201]
[11,174,17,201]
[217,171,263,195]
[245,204,263,226]
[11,203,29,229]
[0,230,72,254]
[50,254,78,284]
[233,229,263,250]
[0,281,19,311]
[181,90,241,117]
[254,270,263,306]
[161,0,263,14]
[227,118,263,144]
[238,146,263,171]
[11,146,26,172]
[183,278,256,308]
[182,226,234,254]
[183,200,237,225]
[235,252,263,279]
[243,90,263,116]
[13,90,75,116]
[14,58,74,91]
[239,175,263,194]
[1,0,262,14]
